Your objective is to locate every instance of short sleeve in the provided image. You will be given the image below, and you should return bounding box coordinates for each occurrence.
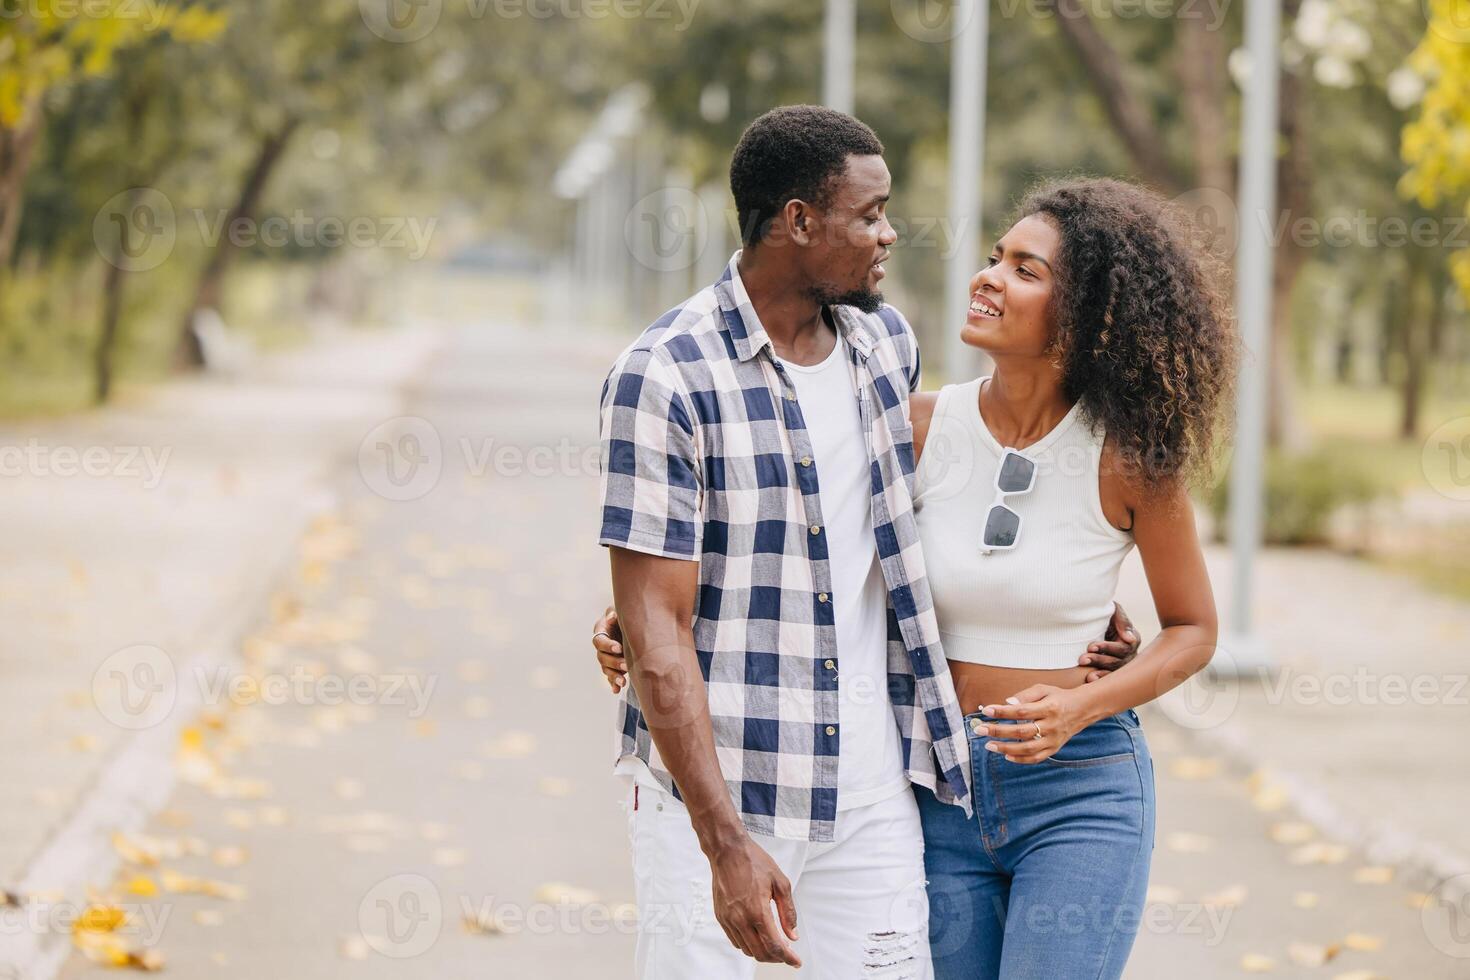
[597,348,704,561]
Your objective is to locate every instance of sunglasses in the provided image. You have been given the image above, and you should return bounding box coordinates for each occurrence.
[981,449,1037,554]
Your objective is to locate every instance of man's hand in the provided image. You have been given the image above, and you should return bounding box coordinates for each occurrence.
[598,601,1143,690]
[708,837,801,967]
[1080,602,1143,683]
[592,606,626,692]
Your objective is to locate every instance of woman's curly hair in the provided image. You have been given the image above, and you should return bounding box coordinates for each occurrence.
[1011,177,1238,493]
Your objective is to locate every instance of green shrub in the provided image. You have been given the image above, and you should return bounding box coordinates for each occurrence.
[1207,450,1394,546]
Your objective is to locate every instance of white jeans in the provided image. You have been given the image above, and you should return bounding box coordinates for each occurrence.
[627,783,932,979]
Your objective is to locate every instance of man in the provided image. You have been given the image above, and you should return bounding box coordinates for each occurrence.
[595,105,1139,978]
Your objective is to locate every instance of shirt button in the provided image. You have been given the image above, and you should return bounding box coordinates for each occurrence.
[800,456,812,467]
[824,659,835,670]
[809,525,821,535]
[818,593,829,603]
[786,391,797,401]
[825,726,837,736]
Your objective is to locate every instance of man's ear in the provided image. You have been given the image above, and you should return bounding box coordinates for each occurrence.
[784,199,815,247]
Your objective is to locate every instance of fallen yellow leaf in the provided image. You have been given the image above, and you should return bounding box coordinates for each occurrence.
[1343,932,1384,952]
[1352,866,1394,885]
[1286,941,1340,967]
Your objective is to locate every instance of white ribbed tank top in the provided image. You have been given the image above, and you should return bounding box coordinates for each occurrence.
[913,377,1135,669]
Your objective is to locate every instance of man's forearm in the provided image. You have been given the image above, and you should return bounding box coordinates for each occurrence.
[610,550,747,856]
[629,643,748,855]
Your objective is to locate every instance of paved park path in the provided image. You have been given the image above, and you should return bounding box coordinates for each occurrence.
[3,318,1462,979]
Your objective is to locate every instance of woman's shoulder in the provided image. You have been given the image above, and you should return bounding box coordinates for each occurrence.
[912,377,985,462]
[911,390,940,462]
[910,389,940,426]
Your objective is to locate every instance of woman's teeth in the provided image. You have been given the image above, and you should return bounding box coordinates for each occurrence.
[970,298,1001,318]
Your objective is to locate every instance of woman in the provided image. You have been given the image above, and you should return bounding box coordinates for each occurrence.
[905,176,1233,978]
[592,176,1234,978]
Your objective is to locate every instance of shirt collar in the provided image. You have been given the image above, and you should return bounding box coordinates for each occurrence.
[714,250,874,363]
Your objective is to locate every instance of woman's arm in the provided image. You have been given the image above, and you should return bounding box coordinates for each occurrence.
[1067,476,1218,721]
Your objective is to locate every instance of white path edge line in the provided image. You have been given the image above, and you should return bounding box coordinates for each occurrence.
[0,489,333,980]
[1157,697,1470,927]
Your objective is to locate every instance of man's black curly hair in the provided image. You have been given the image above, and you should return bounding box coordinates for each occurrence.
[729,105,884,247]
[1011,177,1237,492]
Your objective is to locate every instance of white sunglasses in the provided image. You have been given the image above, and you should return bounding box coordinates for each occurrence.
[980,449,1037,554]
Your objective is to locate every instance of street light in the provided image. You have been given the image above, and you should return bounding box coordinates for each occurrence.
[823,0,856,114]
[1223,0,1283,675]
[945,1,988,385]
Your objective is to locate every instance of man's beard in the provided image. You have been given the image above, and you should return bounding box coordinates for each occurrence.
[805,281,884,315]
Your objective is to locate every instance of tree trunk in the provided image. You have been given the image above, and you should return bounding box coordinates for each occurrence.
[1174,10,1232,194]
[95,82,154,404]
[1051,0,1185,194]
[1265,9,1311,450]
[96,219,131,403]
[1265,240,1310,450]
[174,118,300,369]
[1399,257,1444,440]
[0,100,45,274]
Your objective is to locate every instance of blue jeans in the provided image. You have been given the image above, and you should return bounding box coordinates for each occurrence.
[915,709,1156,980]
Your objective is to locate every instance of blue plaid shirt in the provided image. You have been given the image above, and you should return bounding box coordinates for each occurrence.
[598,253,972,842]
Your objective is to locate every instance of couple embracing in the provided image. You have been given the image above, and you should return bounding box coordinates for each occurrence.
[588,105,1234,979]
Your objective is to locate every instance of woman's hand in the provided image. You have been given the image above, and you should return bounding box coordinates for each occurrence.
[592,606,627,692]
[972,685,1096,764]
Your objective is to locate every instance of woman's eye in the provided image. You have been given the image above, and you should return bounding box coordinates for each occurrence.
[986,256,999,267]
[1018,266,1034,278]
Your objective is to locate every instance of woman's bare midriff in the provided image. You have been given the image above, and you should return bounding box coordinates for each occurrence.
[948,661,1094,715]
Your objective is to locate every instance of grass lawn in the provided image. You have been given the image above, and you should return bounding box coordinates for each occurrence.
[1301,382,1470,496]
[1303,382,1470,600]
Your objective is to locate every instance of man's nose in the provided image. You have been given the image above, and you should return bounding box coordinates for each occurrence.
[878,218,898,247]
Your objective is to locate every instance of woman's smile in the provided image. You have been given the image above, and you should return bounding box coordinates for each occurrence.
[968,294,1002,321]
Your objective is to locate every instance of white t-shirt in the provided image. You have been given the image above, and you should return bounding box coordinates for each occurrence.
[615,333,909,813]
[781,337,909,811]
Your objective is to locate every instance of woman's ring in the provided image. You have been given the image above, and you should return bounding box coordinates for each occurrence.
[593,631,613,645]
[1032,723,1044,740]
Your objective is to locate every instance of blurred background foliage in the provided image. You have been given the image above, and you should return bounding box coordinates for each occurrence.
[0,0,1467,587]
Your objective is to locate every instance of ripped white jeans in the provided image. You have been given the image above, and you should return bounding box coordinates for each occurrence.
[627,783,933,979]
